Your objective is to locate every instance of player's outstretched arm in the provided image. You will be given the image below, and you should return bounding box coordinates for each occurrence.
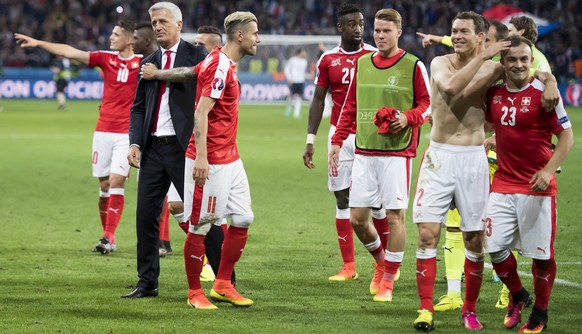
[14,33,89,65]
[140,63,197,82]
[416,32,452,48]
[530,128,573,192]
[303,85,327,169]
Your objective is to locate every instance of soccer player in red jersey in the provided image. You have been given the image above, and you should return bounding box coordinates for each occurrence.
[484,35,573,334]
[15,21,142,254]
[330,8,430,303]
[181,11,260,310]
[302,3,391,285]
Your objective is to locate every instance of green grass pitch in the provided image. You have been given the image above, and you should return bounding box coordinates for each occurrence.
[0,99,580,333]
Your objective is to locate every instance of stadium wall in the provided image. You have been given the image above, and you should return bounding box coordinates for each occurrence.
[1,68,580,106]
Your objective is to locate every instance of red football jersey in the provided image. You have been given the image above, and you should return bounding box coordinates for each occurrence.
[186,48,240,164]
[315,43,376,129]
[486,78,571,195]
[88,51,142,133]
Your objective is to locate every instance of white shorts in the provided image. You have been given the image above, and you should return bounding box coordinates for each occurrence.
[412,141,489,232]
[91,131,130,178]
[327,125,355,191]
[184,158,253,228]
[166,183,181,203]
[349,154,411,210]
[485,192,555,260]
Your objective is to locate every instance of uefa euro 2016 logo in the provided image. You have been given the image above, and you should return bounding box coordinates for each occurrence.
[387,75,398,86]
[212,78,225,91]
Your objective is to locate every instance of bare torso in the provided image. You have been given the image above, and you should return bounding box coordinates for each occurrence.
[430,54,499,146]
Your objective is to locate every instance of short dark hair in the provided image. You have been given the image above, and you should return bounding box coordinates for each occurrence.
[135,22,153,31]
[500,35,533,60]
[453,11,489,35]
[117,19,137,34]
[197,25,223,44]
[336,3,361,19]
[488,19,509,41]
[509,16,538,43]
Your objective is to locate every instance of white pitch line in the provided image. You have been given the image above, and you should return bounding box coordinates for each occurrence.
[484,263,582,289]
[518,261,582,265]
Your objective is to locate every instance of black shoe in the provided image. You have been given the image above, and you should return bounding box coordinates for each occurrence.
[121,287,158,299]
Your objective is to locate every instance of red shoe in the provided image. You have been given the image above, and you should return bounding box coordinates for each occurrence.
[369,262,384,295]
[329,263,358,281]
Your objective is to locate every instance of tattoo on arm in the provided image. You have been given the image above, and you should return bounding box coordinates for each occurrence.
[157,67,196,82]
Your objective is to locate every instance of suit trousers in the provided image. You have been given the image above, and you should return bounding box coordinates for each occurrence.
[136,139,185,290]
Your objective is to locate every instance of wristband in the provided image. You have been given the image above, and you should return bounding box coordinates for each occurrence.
[306,134,316,145]
[441,35,453,47]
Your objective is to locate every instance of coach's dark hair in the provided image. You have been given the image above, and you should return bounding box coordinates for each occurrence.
[198,25,223,44]
[453,11,489,35]
[500,35,533,60]
[509,16,538,43]
[336,3,361,19]
[117,19,137,35]
[488,19,509,42]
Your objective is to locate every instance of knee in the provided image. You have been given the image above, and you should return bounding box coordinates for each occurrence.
[489,249,510,263]
[190,223,212,236]
[463,231,484,252]
[230,214,254,228]
[335,192,349,210]
[99,179,110,192]
[168,201,184,215]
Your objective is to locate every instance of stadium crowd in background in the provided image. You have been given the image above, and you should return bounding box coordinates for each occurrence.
[1,0,580,83]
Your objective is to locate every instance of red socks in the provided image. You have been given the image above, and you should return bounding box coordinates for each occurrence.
[184,233,205,290]
[216,226,248,281]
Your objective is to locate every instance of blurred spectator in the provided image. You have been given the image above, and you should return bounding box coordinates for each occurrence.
[1,0,580,80]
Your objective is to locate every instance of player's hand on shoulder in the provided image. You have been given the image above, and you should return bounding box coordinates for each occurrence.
[303,144,315,169]
[140,63,158,80]
[541,81,560,112]
[482,40,511,60]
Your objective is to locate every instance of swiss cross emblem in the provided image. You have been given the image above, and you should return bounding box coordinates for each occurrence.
[522,97,531,106]
[493,95,502,104]
[331,59,341,67]
[131,62,139,69]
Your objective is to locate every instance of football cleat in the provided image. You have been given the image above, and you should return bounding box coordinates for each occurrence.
[373,280,393,302]
[496,286,510,309]
[519,318,547,333]
[328,264,358,281]
[433,294,463,312]
[369,262,384,295]
[210,280,253,306]
[505,293,532,329]
[462,311,484,330]
[187,289,217,310]
[200,263,215,282]
[413,309,434,332]
[94,238,111,255]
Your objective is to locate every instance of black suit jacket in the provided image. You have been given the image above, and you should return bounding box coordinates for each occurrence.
[129,39,208,154]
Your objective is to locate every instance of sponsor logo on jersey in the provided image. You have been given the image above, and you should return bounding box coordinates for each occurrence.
[507,97,516,105]
[212,78,225,91]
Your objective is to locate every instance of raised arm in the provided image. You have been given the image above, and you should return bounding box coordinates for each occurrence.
[140,63,197,82]
[14,33,90,65]
[193,96,216,187]
[416,32,452,48]
[435,41,510,97]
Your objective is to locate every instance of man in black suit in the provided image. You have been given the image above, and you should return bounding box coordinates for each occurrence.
[123,1,207,298]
